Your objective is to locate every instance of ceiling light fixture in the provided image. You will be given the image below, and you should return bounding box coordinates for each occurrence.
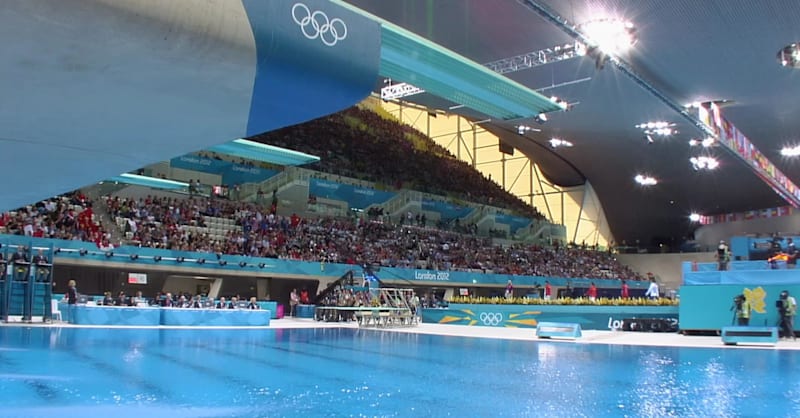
[549,138,573,148]
[634,174,658,186]
[549,96,570,110]
[636,121,676,137]
[690,156,720,171]
[688,213,701,222]
[781,145,800,157]
[580,18,637,55]
[517,125,540,135]
[777,43,800,68]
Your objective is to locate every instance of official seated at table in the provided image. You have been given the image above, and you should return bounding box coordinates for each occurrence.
[247,297,259,310]
[215,297,228,309]
[162,292,174,307]
[131,291,146,306]
[102,291,114,306]
[115,291,128,306]
[176,295,190,308]
[188,295,202,308]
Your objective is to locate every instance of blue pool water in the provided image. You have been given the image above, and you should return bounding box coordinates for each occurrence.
[0,327,798,417]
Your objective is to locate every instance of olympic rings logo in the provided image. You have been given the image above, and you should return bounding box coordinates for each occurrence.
[479,312,504,326]
[292,3,347,47]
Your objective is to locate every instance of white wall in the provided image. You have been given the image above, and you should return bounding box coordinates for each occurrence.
[695,214,800,249]
[616,252,716,291]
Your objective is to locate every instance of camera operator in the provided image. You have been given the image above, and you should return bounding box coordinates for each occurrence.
[776,290,797,340]
[731,294,750,326]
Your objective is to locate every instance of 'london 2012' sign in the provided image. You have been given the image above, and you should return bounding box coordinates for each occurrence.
[414,271,450,281]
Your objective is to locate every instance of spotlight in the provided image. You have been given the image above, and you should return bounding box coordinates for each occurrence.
[781,145,800,157]
[176,256,185,263]
[634,174,658,186]
[239,261,248,268]
[534,113,548,124]
[153,255,162,262]
[579,18,637,55]
[129,254,139,261]
[549,138,574,149]
[196,258,205,264]
[79,248,88,256]
[636,121,676,137]
[690,156,719,171]
[219,260,227,266]
[689,213,701,222]
[258,263,266,269]
[516,125,539,135]
[105,251,114,258]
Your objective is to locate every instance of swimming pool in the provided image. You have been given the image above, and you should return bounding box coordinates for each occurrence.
[0,326,797,417]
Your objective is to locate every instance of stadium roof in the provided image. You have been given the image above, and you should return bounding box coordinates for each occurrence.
[343,0,800,246]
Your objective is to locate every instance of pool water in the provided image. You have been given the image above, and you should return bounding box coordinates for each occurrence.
[0,326,798,417]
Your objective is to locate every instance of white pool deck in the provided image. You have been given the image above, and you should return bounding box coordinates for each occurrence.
[3,317,799,350]
[269,318,800,351]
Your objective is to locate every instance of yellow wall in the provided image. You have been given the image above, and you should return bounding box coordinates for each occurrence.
[373,98,613,247]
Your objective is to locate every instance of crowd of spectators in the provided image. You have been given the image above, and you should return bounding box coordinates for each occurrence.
[99,193,643,281]
[0,191,111,247]
[0,190,642,281]
[251,106,544,219]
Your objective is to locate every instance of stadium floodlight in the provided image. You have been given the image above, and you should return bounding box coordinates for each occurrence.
[690,156,720,171]
[517,125,540,135]
[689,213,701,222]
[580,18,637,55]
[634,174,658,186]
[549,138,573,148]
[781,145,800,157]
[636,121,676,137]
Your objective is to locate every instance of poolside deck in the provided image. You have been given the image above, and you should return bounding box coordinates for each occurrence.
[267,318,800,351]
[3,317,799,350]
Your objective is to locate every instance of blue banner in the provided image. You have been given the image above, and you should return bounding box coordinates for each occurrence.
[494,213,532,234]
[309,179,396,209]
[170,155,278,185]
[680,284,800,331]
[423,304,678,330]
[421,199,474,220]
[683,269,800,286]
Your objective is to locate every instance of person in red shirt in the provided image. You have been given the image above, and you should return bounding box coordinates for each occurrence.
[587,282,598,302]
[544,280,552,300]
[300,288,310,304]
[621,280,629,299]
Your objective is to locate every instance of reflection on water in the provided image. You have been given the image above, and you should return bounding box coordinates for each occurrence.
[0,327,798,417]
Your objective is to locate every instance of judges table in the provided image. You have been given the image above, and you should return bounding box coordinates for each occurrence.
[70,305,160,326]
[67,305,271,327]
[162,308,270,326]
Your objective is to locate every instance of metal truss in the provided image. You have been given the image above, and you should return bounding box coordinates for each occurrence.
[380,82,425,101]
[381,42,583,100]
[483,42,582,74]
